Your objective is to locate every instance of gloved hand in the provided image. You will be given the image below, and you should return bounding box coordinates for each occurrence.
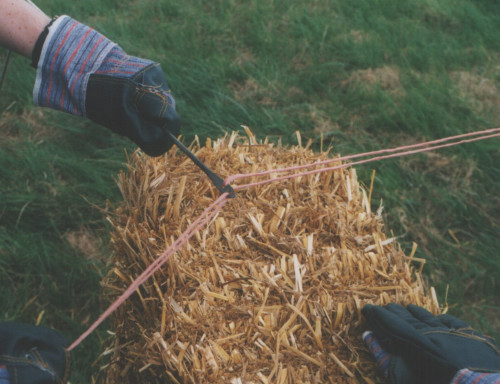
[32,16,180,157]
[362,304,500,384]
[0,322,70,384]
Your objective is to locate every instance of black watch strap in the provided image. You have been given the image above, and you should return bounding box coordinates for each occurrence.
[31,16,59,69]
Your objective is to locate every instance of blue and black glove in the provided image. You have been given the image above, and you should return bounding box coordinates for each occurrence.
[362,303,500,384]
[32,16,180,157]
[0,322,69,384]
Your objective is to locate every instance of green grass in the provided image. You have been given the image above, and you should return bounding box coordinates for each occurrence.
[1,0,500,381]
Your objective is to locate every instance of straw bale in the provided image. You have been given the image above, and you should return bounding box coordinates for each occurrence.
[102,131,439,383]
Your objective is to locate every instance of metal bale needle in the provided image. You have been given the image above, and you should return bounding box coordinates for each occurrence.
[165,130,236,198]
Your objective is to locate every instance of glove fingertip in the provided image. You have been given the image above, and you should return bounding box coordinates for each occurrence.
[437,313,470,330]
[385,303,407,313]
[406,304,443,327]
[361,304,378,317]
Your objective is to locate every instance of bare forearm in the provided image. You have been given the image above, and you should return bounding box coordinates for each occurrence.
[0,0,50,58]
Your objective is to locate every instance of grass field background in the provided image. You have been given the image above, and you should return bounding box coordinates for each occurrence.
[1,0,499,381]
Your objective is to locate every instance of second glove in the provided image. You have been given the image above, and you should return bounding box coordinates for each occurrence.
[362,303,500,384]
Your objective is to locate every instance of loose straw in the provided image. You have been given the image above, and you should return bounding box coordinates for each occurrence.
[225,127,500,188]
[68,127,500,351]
[230,130,500,191]
[67,193,230,351]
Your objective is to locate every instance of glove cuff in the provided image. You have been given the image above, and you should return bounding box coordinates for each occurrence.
[451,369,500,384]
[363,331,392,376]
[33,15,116,116]
[0,366,9,384]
